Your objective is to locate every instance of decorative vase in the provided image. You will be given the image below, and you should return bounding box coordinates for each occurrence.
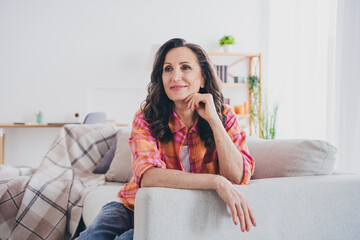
[36,111,43,124]
[223,44,232,52]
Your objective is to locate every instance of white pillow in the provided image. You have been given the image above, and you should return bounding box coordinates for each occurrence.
[246,136,337,179]
[105,127,133,182]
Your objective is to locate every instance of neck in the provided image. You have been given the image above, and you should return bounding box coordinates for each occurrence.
[174,102,196,130]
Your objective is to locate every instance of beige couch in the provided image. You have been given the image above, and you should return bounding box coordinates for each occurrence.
[82,131,360,240]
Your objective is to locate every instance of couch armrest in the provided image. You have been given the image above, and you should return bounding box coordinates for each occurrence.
[134,174,360,240]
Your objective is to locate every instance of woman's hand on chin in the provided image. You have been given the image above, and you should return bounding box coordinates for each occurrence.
[184,93,219,123]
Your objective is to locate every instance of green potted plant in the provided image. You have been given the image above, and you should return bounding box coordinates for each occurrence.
[260,104,279,139]
[219,35,235,52]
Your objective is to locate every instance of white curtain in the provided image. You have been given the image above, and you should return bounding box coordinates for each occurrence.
[265,0,360,173]
[328,0,360,173]
[264,0,337,140]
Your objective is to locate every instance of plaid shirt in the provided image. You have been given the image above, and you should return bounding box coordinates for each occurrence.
[118,104,255,211]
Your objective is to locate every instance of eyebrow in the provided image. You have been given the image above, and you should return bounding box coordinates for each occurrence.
[163,61,190,65]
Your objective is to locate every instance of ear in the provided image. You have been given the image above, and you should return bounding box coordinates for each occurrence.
[200,78,205,88]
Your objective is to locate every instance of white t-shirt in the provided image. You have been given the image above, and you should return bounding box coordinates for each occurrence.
[180,145,191,173]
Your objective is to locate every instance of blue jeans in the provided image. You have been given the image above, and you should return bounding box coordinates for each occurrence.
[76,201,134,240]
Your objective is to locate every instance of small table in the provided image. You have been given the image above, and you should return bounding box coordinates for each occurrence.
[0,123,129,164]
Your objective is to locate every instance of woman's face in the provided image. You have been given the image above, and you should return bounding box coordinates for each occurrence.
[162,47,204,104]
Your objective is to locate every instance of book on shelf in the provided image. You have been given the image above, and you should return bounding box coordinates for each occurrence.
[215,65,227,83]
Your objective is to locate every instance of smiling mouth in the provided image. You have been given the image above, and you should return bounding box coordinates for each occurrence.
[170,85,187,90]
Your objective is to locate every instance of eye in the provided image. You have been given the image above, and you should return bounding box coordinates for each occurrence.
[182,65,191,70]
[164,66,172,72]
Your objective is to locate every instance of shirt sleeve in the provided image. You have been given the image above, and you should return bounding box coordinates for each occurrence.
[223,105,255,185]
[128,109,167,187]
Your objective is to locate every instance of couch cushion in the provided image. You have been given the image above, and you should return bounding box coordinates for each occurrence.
[246,136,337,179]
[82,182,125,227]
[105,127,133,182]
[93,134,117,174]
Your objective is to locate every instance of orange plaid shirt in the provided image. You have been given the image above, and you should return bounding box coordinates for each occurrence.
[118,104,255,211]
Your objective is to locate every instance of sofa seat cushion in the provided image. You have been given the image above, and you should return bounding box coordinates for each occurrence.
[93,134,117,174]
[246,136,337,179]
[105,127,133,183]
[82,182,125,227]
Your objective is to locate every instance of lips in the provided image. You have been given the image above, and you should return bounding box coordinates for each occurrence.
[170,85,187,90]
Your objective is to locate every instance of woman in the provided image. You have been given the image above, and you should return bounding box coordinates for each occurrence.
[77,38,256,240]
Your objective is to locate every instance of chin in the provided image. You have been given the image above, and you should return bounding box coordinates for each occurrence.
[168,93,188,102]
[170,97,186,103]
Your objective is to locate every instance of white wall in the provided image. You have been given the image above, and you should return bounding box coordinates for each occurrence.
[0,0,265,167]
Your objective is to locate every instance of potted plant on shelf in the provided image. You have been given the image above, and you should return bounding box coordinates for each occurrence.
[219,35,235,52]
[247,74,261,137]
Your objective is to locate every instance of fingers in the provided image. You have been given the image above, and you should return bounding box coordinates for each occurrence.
[194,95,209,112]
[184,94,217,119]
[184,93,196,112]
[184,93,195,103]
[189,96,197,112]
[230,204,238,226]
[218,180,256,233]
[233,193,257,232]
[218,181,256,233]
[235,203,245,232]
[248,205,257,227]
[241,202,251,232]
[185,94,203,112]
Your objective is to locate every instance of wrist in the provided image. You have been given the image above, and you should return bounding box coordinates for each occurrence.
[213,174,225,191]
[208,116,222,128]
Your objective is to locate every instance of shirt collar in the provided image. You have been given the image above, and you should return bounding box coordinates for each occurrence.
[168,110,199,134]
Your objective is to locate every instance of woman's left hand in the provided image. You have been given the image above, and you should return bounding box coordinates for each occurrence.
[184,93,219,123]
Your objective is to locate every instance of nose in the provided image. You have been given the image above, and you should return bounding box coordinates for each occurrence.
[171,67,182,81]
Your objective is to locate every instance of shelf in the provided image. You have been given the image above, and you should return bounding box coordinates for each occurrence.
[0,123,130,128]
[207,51,261,57]
[0,124,65,128]
[207,50,262,137]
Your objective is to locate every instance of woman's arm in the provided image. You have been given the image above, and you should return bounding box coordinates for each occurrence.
[141,167,256,232]
[185,93,248,184]
[208,117,244,184]
[141,167,217,189]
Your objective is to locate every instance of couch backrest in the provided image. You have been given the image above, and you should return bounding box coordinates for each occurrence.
[246,136,337,179]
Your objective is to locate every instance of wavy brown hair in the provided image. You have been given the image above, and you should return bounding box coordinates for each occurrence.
[143,38,226,149]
